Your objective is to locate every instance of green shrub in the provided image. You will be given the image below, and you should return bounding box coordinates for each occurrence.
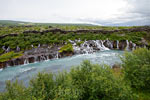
[0,48,4,54]
[0,51,23,62]
[121,48,150,91]
[68,61,135,100]
[59,44,73,53]
[76,41,84,46]
[0,61,136,100]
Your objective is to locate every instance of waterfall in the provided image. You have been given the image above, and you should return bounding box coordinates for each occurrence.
[16,46,20,52]
[126,40,129,51]
[31,45,34,48]
[69,39,110,54]
[6,62,9,67]
[6,47,10,52]
[117,40,119,49]
[2,46,6,51]
[38,44,40,48]
[81,41,93,54]
[0,68,3,72]
[34,56,38,62]
[40,55,46,61]
[106,40,113,49]
[24,58,29,65]
[95,40,109,51]
[46,55,49,61]
[101,40,110,50]
[132,43,136,50]
[69,39,81,54]
[56,52,59,59]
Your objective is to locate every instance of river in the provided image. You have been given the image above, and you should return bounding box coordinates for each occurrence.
[0,50,123,92]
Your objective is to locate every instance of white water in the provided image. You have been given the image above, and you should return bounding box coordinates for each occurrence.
[117,40,119,49]
[56,52,59,59]
[0,50,123,92]
[126,40,129,51]
[71,40,109,54]
[95,40,109,51]
[106,40,113,49]
[0,68,3,72]
[24,59,29,65]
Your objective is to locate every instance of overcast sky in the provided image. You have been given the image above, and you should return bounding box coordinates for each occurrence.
[0,0,150,26]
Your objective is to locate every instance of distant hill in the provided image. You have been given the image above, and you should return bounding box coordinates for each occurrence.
[0,20,29,25]
[0,20,95,26]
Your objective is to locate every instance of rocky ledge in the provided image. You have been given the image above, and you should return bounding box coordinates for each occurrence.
[0,26,150,39]
[0,39,143,69]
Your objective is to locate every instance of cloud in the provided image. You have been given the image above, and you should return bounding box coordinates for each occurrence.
[77,0,150,26]
[0,0,149,26]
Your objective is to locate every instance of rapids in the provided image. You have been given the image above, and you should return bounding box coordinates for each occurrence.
[0,50,123,92]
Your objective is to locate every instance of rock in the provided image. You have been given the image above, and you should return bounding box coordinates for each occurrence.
[0,39,138,68]
[112,64,121,69]
[113,41,117,49]
[103,40,114,49]
[140,38,149,46]
[119,40,127,50]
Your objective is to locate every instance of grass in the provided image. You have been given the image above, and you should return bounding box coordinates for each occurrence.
[0,20,144,36]
[0,51,23,62]
[59,44,73,53]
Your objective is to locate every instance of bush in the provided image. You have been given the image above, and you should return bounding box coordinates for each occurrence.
[59,44,73,53]
[0,51,23,62]
[0,61,136,100]
[121,48,150,91]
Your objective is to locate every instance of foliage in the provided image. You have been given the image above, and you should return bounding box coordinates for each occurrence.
[0,23,149,53]
[76,41,84,46]
[134,90,150,100]
[0,31,147,52]
[59,44,73,53]
[0,60,136,100]
[121,48,150,91]
[0,51,23,62]
[0,48,4,54]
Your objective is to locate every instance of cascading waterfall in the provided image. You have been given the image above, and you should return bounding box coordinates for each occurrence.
[24,58,29,65]
[126,40,129,50]
[56,52,59,59]
[70,40,110,54]
[6,47,10,52]
[69,40,81,54]
[34,56,38,62]
[117,40,119,49]
[46,55,49,60]
[0,68,3,72]
[81,41,94,54]
[38,44,40,48]
[132,43,136,50]
[40,55,46,61]
[95,40,109,51]
[16,46,20,52]
[6,62,9,67]
[106,40,113,49]
[100,40,110,50]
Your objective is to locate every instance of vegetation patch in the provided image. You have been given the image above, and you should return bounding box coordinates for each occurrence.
[59,44,73,53]
[121,48,150,91]
[0,60,136,100]
[0,31,148,52]
[0,51,23,62]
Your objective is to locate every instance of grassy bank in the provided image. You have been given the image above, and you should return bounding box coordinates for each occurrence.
[0,51,23,62]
